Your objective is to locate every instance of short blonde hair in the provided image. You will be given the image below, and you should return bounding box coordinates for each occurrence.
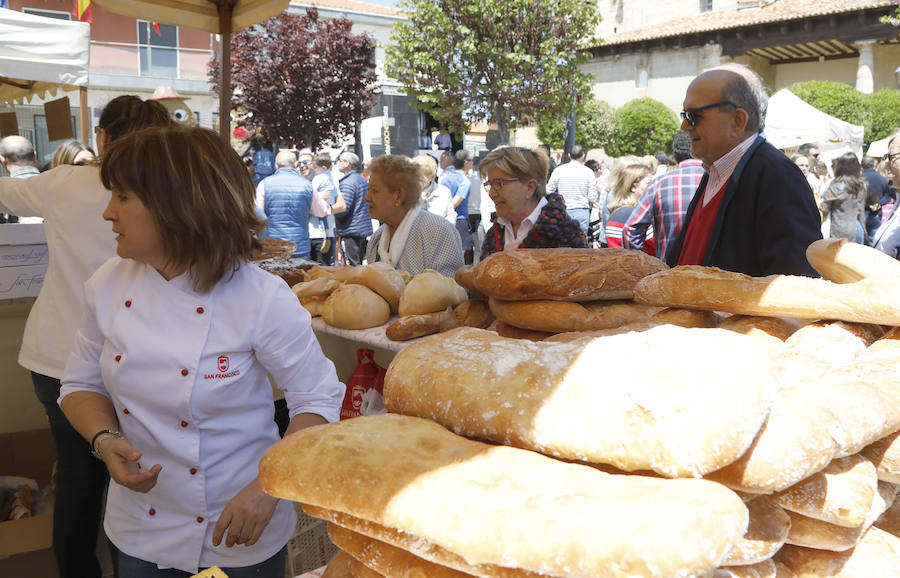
[367,155,427,207]
[411,154,438,183]
[100,126,265,293]
[479,147,549,201]
[609,163,651,209]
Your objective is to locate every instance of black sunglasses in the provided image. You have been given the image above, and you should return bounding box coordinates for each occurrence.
[680,101,738,126]
[886,152,900,163]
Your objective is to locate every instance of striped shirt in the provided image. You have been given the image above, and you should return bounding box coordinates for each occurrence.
[623,159,705,259]
[703,133,759,206]
[547,161,599,210]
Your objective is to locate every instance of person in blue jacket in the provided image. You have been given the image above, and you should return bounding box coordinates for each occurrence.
[334,152,373,266]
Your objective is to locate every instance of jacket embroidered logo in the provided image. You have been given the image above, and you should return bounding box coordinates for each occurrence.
[217,355,229,372]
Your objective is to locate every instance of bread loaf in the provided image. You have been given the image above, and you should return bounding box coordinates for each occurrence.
[874,490,900,538]
[488,297,660,333]
[783,483,894,551]
[327,523,474,578]
[307,265,359,282]
[472,248,668,301]
[717,316,801,342]
[446,299,493,330]
[721,497,790,566]
[453,265,481,296]
[384,326,777,478]
[772,561,797,578]
[322,550,383,578]
[861,432,900,484]
[651,308,721,328]
[772,455,878,528]
[345,262,407,313]
[867,327,900,357]
[492,321,555,341]
[291,277,342,299]
[633,266,900,326]
[544,321,660,343]
[806,238,900,283]
[713,559,776,578]
[398,270,467,316]
[775,321,877,385]
[385,309,451,341]
[299,295,328,317]
[322,284,390,329]
[259,414,749,578]
[776,526,900,577]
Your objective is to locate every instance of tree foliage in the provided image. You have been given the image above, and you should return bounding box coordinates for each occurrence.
[865,89,900,143]
[606,98,679,157]
[209,10,377,149]
[788,81,869,133]
[386,0,601,144]
[537,97,615,151]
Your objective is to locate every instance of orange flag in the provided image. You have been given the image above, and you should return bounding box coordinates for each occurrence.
[72,0,93,23]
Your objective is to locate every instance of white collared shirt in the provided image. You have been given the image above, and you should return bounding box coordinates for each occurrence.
[61,257,344,573]
[498,196,548,250]
[702,133,759,207]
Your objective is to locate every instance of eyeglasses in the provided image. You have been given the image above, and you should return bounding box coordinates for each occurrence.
[885,152,900,163]
[679,101,738,126]
[484,177,522,192]
[93,125,103,135]
[298,160,310,166]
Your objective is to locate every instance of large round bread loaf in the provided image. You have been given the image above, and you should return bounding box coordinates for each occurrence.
[488,297,660,333]
[398,270,467,316]
[472,248,668,301]
[322,284,390,329]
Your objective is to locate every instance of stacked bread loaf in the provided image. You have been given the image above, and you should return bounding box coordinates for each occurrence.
[260,240,900,576]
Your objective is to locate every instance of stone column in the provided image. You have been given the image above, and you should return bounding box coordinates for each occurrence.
[855,40,876,94]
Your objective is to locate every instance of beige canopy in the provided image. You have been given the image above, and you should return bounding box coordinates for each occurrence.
[93,0,290,139]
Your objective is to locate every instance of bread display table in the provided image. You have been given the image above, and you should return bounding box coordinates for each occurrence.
[310,317,417,382]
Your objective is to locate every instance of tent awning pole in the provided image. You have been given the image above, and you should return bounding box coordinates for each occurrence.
[218,3,232,141]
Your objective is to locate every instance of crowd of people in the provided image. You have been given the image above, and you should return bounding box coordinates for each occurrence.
[0,60,898,578]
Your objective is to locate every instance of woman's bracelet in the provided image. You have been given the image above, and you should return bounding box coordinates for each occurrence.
[90,429,123,460]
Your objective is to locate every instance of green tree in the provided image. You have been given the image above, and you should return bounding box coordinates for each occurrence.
[606,98,679,157]
[386,0,601,145]
[866,89,900,143]
[537,97,616,151]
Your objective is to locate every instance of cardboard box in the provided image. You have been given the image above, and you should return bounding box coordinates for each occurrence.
[0,224,46,246]
[0,265,45,299]
[0,429,56,557]
[0,245,49,268]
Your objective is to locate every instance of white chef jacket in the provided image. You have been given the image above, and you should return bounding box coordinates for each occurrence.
[60,257,344,573]
[0,165,117,378]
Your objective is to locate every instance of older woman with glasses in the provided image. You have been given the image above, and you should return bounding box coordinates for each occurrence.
[479,146,586,259]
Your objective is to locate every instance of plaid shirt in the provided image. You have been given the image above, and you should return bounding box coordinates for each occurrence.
[623,159,705,259]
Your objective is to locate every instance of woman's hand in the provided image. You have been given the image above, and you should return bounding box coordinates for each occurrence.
[100,437,162,493]
[212,478,279,548]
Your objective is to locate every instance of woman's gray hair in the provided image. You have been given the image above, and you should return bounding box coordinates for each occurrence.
[715,63,768,135]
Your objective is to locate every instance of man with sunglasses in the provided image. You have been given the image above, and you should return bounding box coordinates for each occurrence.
[871,132,900,258]
[666,63,821,277]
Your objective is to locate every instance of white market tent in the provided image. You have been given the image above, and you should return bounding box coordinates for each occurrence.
[867,135,892,159]
[0,8,91,137]
[765,88,864,163]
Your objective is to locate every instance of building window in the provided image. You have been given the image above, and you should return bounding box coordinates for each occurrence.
[138,20,178,78]
[636,66,649,88]
[22,8,71,20]
[699,0,713,12]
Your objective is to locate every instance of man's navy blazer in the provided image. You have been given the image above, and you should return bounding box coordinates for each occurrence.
[665,136,822,277]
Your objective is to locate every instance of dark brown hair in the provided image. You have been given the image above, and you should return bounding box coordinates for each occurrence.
[100,126,265,293]
[98,95,173,143]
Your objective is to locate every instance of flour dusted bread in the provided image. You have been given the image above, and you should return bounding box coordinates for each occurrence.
[721,497,790,566]
[488,297,660,333]
[346,262,407,313]
[775,526,900,577]
[384,326,777,478]
[472,248,668,301]
[783,482,895,551]
[772,455,878,528]
[322,284,391,329]
[327,523,474,578]
[713,559,776,578]
[806,238,900,283]
[874,491,900,537]
[398,270,467,316]
[260,414,749,578]
[861,432,900,483]
[634,266,900,325]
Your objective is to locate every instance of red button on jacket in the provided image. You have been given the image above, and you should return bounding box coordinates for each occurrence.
[196,517,204,523]
[125,300,132,308]
[115,355,122,362]
[148,508,156,516]
[189,468,197,475]
[180,420,188,428]
[181,369,189,376]
[196,307,204,314]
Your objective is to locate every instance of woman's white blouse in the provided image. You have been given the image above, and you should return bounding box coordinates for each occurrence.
[60,257,344,573]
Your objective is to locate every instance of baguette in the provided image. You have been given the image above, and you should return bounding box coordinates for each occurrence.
[806,238,900,283]
[634,266,900,326]
[384,326,777,478]
[488,297,660,333]
[472,248,668,301]
[260,414,749,578]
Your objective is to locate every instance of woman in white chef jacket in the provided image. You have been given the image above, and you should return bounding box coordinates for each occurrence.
[59,125,345,577]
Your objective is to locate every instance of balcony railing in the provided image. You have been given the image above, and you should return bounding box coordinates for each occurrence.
[90,41,213,81]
